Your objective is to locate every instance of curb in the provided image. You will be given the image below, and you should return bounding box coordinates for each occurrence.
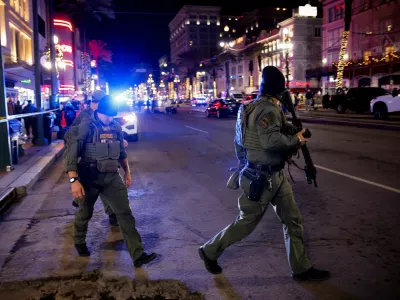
[0,141,65,214]
[188,109,400,131]
[287,117,400,131]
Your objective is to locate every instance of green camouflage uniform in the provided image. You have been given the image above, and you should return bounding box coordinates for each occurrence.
[63,113,144,261]
[202,95,312,274]
[68,107,113,216]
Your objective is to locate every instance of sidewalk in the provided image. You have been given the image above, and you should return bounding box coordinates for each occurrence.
[0,140,64,213]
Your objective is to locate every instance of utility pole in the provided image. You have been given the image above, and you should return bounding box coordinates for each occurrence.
[0,36,12,171]
[32,0,47,145]
[47,0,58,109]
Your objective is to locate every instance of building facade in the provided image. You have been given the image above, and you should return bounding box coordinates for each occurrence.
[320,0,400,92]
[169,5,221,64]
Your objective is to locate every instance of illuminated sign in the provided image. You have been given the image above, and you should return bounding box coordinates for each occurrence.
[55,44,72,53]
[91,60,97,68]
[20,79,31,84]
[54,19,73,31]
[298,4,317,17]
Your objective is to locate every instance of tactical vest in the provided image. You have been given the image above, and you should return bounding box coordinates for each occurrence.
[235,97,276,151]
[83,122,121,173]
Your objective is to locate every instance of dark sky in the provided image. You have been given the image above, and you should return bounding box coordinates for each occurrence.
[85,0,315,91]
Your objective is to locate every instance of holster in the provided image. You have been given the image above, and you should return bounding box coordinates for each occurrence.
[243,169,265,201]
[226,169,240,190]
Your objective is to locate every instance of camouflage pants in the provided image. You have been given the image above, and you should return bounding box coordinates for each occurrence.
[202,169,312,274]
[74,171,144,262]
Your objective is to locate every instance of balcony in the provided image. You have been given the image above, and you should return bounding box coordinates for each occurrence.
[3,53,34,83]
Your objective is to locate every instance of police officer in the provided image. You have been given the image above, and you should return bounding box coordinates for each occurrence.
[69,90,121,226]
[63,96,156,267]
[199,66,330,281]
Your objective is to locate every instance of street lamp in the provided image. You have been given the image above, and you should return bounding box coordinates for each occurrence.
[279,37,293,89]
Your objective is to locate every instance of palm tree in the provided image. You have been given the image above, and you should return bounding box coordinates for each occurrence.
[89,40,112,83]
[56,0,115,23]
[336,0,353,90]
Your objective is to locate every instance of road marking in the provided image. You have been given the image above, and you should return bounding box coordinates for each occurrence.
[184,125,209,134]
[315,164,400,194]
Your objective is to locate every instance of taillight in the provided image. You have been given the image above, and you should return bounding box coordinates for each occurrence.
[222,105,227,108]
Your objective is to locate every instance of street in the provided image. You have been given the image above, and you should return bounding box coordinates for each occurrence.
[0,108,400,300]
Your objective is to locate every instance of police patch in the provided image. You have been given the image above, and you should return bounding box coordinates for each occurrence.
[258,117,269,128]
[99,133,113,139]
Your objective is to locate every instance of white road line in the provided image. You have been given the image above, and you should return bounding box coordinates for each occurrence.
[315,164,400,194]
[184,125,209,134]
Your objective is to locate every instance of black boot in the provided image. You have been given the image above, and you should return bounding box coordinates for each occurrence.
[293,267,331,281]
[198,247,222,274]
[134,252,157,268]
[75,243,90,257]
[109,214,119,226]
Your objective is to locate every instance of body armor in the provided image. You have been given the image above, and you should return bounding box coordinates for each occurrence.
[83,122,121,173]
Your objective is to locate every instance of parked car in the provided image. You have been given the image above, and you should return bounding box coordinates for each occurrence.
[230,93,244,103]
[114,103,138,141]
[370,91,400,119]
[225,99,241,116]
[192,97,208,106]
[330,87,389,113]
[206,99,230,118]
[243,92,259,105]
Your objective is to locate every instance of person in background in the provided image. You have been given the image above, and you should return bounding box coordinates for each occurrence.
[7,99,15,115]
[305,90,313,111]
[322,92,330,109]
[15,100,23,115]
[22,100,37,139]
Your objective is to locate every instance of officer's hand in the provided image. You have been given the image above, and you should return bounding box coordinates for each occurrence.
[296,129,307,146]
[124,172,132,188]
[72,181,85,200]
[123,140,128,147]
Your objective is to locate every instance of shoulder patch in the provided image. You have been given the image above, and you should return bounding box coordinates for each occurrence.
[258,117,269,128]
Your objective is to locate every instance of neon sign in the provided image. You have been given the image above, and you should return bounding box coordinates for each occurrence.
[298,4,317,17]
[54,19,73,31]
[55,44,72,53]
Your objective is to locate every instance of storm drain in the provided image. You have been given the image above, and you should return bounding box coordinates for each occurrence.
[0,271,204,300]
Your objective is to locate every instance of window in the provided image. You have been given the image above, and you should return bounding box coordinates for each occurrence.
[363,50,372,62]
[238,65,243,73]
[231,66,236,75]
[238,78,243,87]
[328,4,344,23]
[9,24,32,64]
[38,16,46,38]
[385,46,395,61]
[231,79,237,87]
[315,27,321,37]
[0,4,6,46]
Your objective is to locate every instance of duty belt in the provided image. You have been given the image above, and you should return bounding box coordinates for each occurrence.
[246,162,284,173]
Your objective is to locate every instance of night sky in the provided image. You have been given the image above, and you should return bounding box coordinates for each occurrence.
[84,0,316,91]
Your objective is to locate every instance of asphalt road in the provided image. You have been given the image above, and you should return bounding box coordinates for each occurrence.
[0,108,399,300]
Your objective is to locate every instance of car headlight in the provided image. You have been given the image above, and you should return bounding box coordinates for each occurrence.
[123,113,137,122]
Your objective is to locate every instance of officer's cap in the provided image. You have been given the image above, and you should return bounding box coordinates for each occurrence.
[260,66,286,97]
[97,96,118,117]
[92,90,106,102]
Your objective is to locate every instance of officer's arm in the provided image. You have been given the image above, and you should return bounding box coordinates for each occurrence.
[70,110,84,127]
[63,123,90,174]
[256,107,299,153]
[116,128,130,174]
[234,140,246,167]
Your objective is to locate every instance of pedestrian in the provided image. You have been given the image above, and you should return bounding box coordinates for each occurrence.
[15,100,23,115]
[322,92,330,109]
[67,90,123,226]
[22,100,37,139]
[294,92,300,110]
[63,96,157,267]
[306,90,313,111]
[198,66,330,281]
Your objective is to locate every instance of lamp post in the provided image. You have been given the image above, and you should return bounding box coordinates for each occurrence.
[279,32,293,89]
[219,40,235,98]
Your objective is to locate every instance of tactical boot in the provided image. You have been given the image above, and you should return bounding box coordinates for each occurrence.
[134,252,157,268]
[72,200,78,208]
[109,214,119,226]
[198,247,222,274]
[75,243,90,257]
[293,267,331,281]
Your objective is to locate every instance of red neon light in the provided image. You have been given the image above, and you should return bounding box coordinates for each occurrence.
[54,19,73,31]
[61,84,75,88]
[56,44,72,53]
[62,60,74,67]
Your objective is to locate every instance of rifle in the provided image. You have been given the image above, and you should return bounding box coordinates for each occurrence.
[280,90,318,187]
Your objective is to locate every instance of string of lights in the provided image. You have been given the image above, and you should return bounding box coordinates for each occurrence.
[335,31,350,89]
[332,51,400,67]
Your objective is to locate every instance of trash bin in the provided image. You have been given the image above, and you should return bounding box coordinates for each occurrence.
[10,136,19,164]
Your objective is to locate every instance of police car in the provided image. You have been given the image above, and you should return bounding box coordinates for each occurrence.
[114,103,138,141]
